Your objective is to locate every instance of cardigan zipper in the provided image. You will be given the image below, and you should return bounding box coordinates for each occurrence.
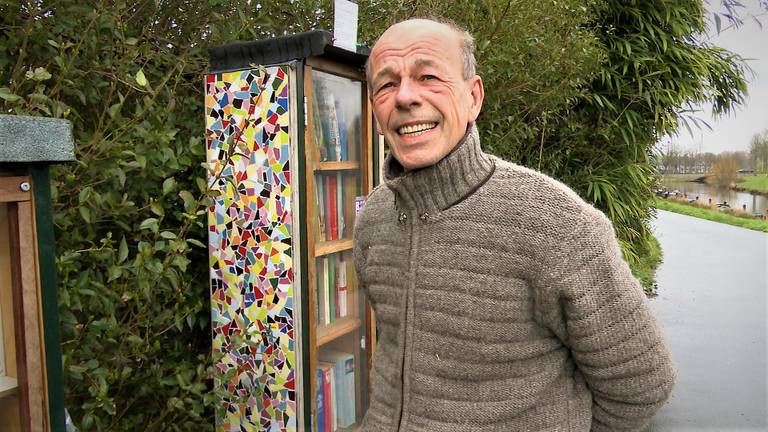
[395,208,422,432]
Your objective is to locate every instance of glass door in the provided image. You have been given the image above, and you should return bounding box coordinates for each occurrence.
[304,64,372,432]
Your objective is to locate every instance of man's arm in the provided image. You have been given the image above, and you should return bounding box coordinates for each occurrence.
[537,207,676,431]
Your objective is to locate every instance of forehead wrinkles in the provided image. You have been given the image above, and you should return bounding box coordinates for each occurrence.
[372,39,458,76]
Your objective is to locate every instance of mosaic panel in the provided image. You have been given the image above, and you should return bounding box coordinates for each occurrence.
[205,66,296,432]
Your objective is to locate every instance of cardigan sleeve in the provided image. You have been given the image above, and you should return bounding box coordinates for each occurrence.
[537,207,676,432]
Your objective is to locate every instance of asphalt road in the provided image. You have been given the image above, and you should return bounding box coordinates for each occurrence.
[649,210,768,431]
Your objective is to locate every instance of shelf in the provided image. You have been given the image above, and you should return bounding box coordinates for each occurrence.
[0,376,18,398]
[316,317,361,347]
[315,161,360,171]
[315,239,353,257]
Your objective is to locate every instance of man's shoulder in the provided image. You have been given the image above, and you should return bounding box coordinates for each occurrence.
[488,158,596,213]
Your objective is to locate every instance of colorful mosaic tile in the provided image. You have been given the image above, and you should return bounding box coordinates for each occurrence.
[205,66,296,432]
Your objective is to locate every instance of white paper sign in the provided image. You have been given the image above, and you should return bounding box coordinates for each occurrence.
[333,0,358,52]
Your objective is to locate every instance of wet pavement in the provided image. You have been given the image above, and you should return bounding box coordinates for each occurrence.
[649,210,768,431]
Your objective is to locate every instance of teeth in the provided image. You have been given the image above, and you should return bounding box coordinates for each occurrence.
[398,123,437,136]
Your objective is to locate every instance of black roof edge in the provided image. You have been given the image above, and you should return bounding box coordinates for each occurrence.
[208,30,370,73]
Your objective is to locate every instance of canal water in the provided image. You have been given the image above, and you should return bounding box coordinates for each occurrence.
[661,179,768,215]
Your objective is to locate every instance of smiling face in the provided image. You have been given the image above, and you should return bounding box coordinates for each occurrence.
[368,20,484,170]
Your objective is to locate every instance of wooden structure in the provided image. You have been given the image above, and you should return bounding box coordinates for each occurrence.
[205,31,378,431]
[0,115,72,431]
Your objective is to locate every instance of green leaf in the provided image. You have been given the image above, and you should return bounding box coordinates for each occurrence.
[187,238,206,248]
[150,202,165,217]
[160,231,177,239]
[125,37,139,45]
[118,236,129,264]
[139,218,159,232]
[162,177,176,195]
[0,87,22,102]
[179,190,196,210]
[136,69,148,87]
[79,206,92,223]
[136,69,149,87]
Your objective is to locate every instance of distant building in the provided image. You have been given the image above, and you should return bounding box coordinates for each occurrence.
[737,168,755,174]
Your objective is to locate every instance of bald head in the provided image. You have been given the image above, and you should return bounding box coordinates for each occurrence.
[366,18,477,86]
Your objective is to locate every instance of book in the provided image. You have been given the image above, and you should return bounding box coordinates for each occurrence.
[315,368,326,432]
[318,362,335,432]
[327,94,341,162]
[336,172,344,239]
[315,174,326,242]
[319,351,356,428]
[312,90,327,162]
[337,260,348,318]
[327,254,336,322]
[326,175,339,241]
[334,97,348,161]
[320,257,330,325]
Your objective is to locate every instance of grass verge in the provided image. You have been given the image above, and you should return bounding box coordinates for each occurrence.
[654,197,768,233]
[630,235,662,296]
[735,174,768,194]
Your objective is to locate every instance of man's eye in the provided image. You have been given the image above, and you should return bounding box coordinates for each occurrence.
[421,75,437,81]
[378,82,394,91]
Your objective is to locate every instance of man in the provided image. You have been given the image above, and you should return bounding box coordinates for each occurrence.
[353,17,675,432]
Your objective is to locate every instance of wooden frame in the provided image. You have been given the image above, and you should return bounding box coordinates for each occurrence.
[0,175,50,432]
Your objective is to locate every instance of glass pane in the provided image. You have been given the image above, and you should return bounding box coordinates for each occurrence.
[313,171,362,243]
[309,69,368,432]
[0,202,21,431]
[310,70,362,163]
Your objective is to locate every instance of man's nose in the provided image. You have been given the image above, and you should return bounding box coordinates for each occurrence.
[394,79,420,109]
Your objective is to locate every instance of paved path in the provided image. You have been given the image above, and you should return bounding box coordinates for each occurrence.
[649,210,768,431]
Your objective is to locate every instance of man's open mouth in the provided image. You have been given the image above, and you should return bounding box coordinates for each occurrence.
[397,122,437,137]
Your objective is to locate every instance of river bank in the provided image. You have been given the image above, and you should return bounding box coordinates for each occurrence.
[654,197,768,233]
[733,174,768,195]
[661,173,768,195]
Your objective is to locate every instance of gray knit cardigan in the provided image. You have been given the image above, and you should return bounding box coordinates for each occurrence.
[352,125,675,432]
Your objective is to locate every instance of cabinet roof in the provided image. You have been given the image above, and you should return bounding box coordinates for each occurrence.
[0,115,75,163]
[208,30,369,73]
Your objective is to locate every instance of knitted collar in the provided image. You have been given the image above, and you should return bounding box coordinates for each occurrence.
[383,123,495,216]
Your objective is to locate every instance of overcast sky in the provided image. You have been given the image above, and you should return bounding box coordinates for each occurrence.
[661,1,767,154]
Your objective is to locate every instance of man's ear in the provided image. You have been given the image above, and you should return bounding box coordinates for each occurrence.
[467,75,485,122]
[375,118,382,135]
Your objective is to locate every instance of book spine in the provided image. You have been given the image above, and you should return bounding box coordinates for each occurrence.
[337,260,348,318]
[327,175,338,241]
[321,257,330,325]
[327,95,341,161]
[312,91,327,162]
[328,254,336,322]
[336,172,344,238]
[328,365,337,432]
[316,368,326,432]
[339,355,355,427]
[334,97,348,161]
[315,175,326,242]
[322,365,334,432]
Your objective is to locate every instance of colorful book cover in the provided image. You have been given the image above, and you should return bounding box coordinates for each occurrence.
[337,260,348,318]
[334,97,348,161]
[315,368,326,432]
[327,175,339,240]
[320,351,356,428]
